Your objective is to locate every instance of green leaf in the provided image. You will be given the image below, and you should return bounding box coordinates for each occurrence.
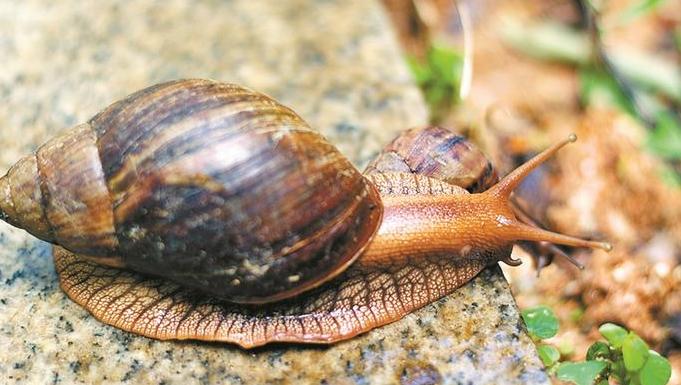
[579,68,636,115]
[425,85,446,107]
[611,360,627,382]
[647,112,681,160]
[557,361,608,385]
[622,333,650,371]
[587,341,611,361]
[599,323,628,348]
[538,344,561,367]
[406,44,463,121]
[522,306,559,340]
[658,163,681,187]
[640,351,672,385]
[559,340,576,357]
[427,44,462,85]
[407,57,430,85]
[584,0,604,12]
[500,20,591,65]
[569,307,585,323]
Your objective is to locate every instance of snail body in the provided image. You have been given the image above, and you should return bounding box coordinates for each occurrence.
[0,79,610,348]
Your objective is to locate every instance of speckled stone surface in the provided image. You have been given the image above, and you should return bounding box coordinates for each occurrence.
[0,1,549,384]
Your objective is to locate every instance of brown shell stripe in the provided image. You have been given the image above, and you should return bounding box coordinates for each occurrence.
[367,126,498,193]
[82,79,382,302]
[35,123,118,256]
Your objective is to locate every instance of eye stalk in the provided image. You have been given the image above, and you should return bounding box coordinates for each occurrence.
[481,133,612,265]
[487,133,577,200]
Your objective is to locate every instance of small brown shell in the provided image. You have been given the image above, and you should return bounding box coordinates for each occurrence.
[0,79,384,304]
[366,126,498,193]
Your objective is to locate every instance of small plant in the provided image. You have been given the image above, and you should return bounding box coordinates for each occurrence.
[522,306,672,385]
[407,43,464,123]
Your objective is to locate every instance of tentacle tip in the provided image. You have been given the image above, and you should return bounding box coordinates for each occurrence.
[600,242,613,252]
[567,133,577,143]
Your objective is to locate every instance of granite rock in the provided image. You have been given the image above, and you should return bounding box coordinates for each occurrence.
[0,0,549,384]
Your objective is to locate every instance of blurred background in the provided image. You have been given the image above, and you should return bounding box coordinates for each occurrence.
[381,0,681,383]
[0,1,678,383]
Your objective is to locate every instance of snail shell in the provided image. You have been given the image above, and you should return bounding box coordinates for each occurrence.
[0,79,382,304]
[366,126,498,193]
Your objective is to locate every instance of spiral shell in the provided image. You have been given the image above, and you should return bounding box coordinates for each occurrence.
[0,79,383,304]
[366,126,498,192]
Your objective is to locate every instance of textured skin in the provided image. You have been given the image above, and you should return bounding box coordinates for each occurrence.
[360,172,511,268]
[54,244,501,348]
[54,171,508,348]
[0,79,383,303]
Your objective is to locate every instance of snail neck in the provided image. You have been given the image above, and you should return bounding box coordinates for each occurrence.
[361,190,610,268]
[360,192,517,266]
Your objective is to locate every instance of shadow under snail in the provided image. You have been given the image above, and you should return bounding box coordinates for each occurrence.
[0,79,611,348]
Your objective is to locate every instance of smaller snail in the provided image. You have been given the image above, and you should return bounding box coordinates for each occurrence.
[0,79,611,348]
[365,125,583,272]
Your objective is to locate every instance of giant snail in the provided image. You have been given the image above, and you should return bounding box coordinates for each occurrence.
[0,79,610,348]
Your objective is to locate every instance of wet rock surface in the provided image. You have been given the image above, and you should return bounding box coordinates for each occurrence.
[0,1,548,383]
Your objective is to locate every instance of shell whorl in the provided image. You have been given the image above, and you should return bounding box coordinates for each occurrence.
[366,126,498,193]
[0,154,53,242]
[1,79,384,304]
[0,122,117,263]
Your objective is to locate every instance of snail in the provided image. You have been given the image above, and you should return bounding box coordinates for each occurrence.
[365,125,583,273]
[0,79,611,348]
